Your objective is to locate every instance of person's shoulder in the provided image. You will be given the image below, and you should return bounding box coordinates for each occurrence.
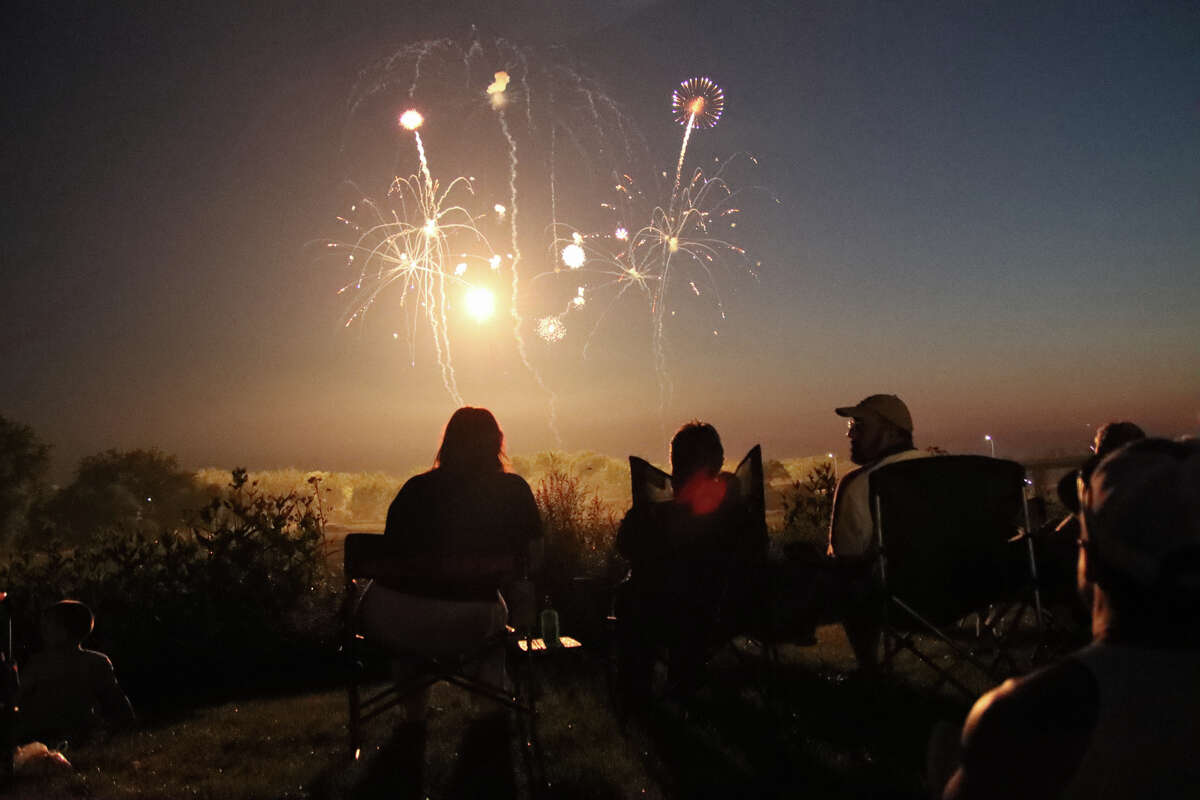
[79,648,116,673]
[402,469,438,489]
[949,657,1097,799]
[837,464,869,488]
[497,471,533,491]
[392,469,440,499]
[964,657,1098,749]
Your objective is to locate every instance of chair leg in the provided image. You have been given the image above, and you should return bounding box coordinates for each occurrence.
[347,672,362,759]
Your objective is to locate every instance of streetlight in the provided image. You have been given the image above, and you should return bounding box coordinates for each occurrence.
[827,452,839,481]
[984,434,995,458]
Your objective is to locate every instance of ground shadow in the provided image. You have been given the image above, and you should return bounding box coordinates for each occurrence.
[308,719,426,800]
[627,644,969,798]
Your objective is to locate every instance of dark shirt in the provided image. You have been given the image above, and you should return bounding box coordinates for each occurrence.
[382,468,541,600]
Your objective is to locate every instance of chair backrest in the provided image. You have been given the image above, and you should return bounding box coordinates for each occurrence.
[627,445,767,560]
[871,456,1028,625]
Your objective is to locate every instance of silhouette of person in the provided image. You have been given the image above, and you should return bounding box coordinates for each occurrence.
[358,407,542,718]
[615,421,767,700]
[938,438,1200,799]
[18,600,134,745]
[829,394,925,559]
[1040,421,1147,629]
[792,394,925,671]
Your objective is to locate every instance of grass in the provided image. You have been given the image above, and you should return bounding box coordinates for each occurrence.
[0,622,1016,800]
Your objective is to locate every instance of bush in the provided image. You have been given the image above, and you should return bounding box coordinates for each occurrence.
[780,462,837,549]
[533,468,619,601]
[0,470,338,704]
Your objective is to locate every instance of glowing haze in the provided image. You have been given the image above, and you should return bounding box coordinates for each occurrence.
[2,0,1197,482]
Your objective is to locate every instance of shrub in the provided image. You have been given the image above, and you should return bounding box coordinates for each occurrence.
[0,470,338,704]
[780,462,837,548]
[533,469,619,600]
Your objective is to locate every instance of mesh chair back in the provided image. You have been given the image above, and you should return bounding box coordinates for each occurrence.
[871,456,1026,627]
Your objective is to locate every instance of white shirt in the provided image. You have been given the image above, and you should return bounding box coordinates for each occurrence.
[828,448,926,557]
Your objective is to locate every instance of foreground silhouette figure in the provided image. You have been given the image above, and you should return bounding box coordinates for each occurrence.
[18,600,134,745]
[938,438,1200,799]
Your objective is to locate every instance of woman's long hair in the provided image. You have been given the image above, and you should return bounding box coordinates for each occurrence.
[434,407,508,474]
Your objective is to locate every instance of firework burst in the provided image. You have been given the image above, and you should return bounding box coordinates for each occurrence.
[542,151,764,414]
[335,34,645,429]
[671,77,725,129]
[671,76,724,213]
[331,112,502,406]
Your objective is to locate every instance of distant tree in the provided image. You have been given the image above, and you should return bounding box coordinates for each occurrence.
[45,448,205,544]
[0,416,51,546]
[764,458,792,485]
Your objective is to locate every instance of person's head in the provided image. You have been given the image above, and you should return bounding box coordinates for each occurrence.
[670,420,724,486]
[41,600,94,648]
[835,394,914,465]
[434,407,507,474]
[1058,421,1148,513]
[1077,437,1200,641]
[1092,420,1146,457]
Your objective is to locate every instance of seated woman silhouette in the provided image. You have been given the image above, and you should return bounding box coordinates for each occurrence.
[359,407,542,718]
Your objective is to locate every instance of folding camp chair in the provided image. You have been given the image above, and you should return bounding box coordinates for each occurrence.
[341,533,544,782]
[610,447,771,710]
[870,456,1043,695]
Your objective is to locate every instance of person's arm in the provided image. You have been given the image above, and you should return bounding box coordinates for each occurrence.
[384,474,437,558]
[384,477,417,539]
[942,662,1096,800]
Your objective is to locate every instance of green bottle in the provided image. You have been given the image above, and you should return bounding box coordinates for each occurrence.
[539,596,561,648]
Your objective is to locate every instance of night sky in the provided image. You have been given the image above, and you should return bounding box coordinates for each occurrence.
[4,0,1198,480]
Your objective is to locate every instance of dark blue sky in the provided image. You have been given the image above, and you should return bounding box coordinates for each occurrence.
[3,0,1198,479]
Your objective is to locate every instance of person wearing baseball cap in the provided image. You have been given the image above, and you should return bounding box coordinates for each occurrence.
[819,394,926,670]
[939,438,1200,799]
[829,394,924,559]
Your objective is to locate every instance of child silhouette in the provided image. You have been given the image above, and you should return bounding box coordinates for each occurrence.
[19,600,134,744]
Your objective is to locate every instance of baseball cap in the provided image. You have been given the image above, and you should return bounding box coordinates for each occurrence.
[835,394,913,434]
[1082,437,1200,591]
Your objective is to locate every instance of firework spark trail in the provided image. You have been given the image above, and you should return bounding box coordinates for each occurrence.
[498,103,562,444]
[541,147,760,421]
[334,164,496,406]
[432,267,463,406]
[671,111,697,214]
[338,36,646,419]
[412,130,434,196]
